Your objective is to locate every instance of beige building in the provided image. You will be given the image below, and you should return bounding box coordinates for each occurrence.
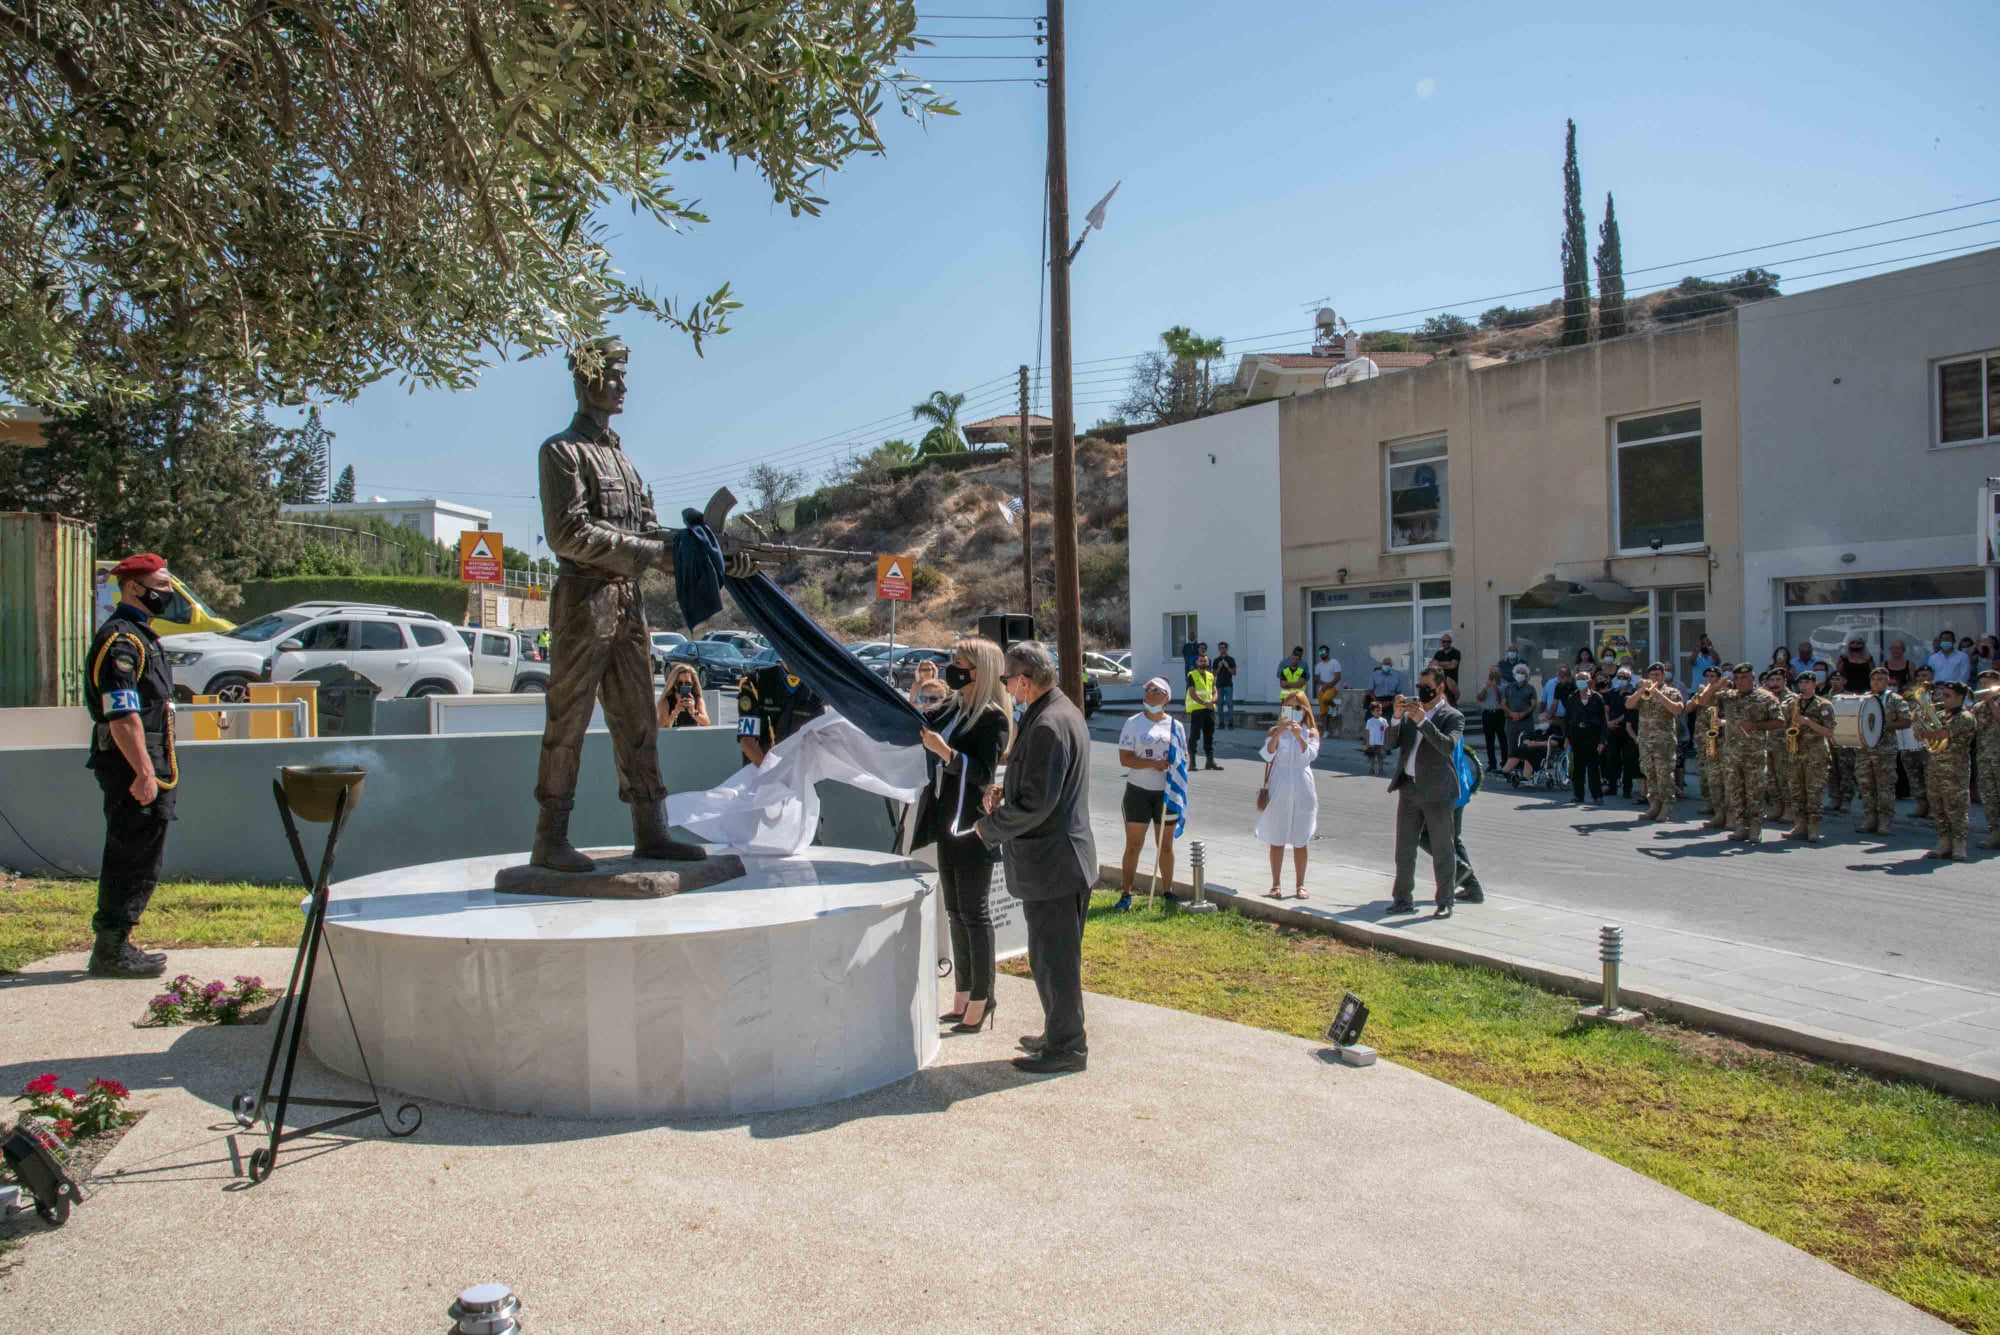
[1270,318,1742,686]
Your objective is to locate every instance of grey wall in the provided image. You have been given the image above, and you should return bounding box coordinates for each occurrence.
[0,726,899,883]
[1737,249,2000,643]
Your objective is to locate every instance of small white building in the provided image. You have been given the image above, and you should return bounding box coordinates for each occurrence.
[1126,400,1285,702]
[281,497,494,548]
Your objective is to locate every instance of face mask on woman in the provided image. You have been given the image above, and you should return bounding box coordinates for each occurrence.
[943,664,973,690]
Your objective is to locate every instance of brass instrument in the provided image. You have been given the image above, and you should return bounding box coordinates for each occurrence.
[1704,707,1721,759]
[1634,678,1657,705]
[1784,695,1800,755]
[1906,682,1950,756]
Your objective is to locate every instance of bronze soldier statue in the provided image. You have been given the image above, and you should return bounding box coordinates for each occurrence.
[531,337,707,872]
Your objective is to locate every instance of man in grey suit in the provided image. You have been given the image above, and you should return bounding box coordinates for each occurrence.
[1384,666,1464,919]
[977,640,1097,1073]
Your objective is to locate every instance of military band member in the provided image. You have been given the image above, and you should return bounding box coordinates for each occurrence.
[1915,681,1977,861]
[1857,668,1913,837]
[1782,671,1836,842]
[1904,664,1936,821]
[1633,662,1685,821]
[737,656,827,767]
[1717,664,1782,844]
[1975,668,2000,850]
[1689,665,1723,819]
[1763,668,1796,826]
[83,553,180,979]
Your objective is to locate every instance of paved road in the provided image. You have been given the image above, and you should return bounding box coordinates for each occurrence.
[1083,716,2000,992]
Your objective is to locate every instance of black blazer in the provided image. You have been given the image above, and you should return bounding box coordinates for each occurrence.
[976,688,1097,899]
[909,702,1010,867]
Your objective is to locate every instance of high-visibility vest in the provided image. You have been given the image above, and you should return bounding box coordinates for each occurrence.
[1186,669,1215,711]
[1279,662,1306,687]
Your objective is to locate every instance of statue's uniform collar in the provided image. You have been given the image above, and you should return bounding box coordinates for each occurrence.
[568,413,621,448]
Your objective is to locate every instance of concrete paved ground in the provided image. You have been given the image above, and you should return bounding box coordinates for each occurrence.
[0,948,1946,1332]
[1085,717,2000,1085]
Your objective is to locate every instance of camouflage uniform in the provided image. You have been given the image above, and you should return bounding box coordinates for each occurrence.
[1691,701,1720,817]
[1784,692,1835,840]
[1718,685,1780,842]
[1856,690,1911,835]
[1635,684,1684,820]
[1899,746,1930,822]
[1974,693,2000,849]
[1924,708,1977,859]
[1764,686,1796,823]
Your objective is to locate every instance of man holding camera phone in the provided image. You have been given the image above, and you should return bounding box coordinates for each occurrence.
[1383,667,1465,919]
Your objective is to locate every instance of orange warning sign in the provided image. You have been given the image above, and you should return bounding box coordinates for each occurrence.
[459,531,504,583]
[876,553,912,602]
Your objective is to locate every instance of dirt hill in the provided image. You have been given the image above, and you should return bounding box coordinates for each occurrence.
[657,438,1130,653]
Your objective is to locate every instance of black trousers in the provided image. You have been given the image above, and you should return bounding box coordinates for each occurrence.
[1416,804,1481,894]
[1022,889,1089,1055]
[1481,711,1505,770]
[1188,708,1215,762]
[1569,728,1604,800]
[94,769,175,934]
[939,858,996,1003]
[1604,731,1638,795]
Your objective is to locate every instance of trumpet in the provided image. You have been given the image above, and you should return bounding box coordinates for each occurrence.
[1634,678,1657,704]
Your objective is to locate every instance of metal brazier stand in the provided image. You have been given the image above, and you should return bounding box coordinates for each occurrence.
[232,766,421,1182]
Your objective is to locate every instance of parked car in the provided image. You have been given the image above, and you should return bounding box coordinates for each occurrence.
[651,630,689,675]
[874,646,954,689]
[458,627,551,693]
[699,630,767,656]
[94,560,234,638]
[844,641,893,661]
[1083,651,1132,685]
[663,640,759,690]
[159,603,472,702]
[1083,675,1103,718]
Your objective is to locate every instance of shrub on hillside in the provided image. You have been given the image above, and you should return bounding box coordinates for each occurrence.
[1079,543,1128,602]
[911,564,943,595]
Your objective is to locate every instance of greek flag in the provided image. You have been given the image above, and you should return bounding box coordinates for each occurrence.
[1007,495,1024,515]
[1163,718,1190,838]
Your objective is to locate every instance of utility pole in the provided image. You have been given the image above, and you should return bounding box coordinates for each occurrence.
[1017,363,1034,615]
[1045,0,1083,703]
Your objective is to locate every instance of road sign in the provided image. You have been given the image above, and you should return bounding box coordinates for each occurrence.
[876,553,913,602]
[459,531,504,583]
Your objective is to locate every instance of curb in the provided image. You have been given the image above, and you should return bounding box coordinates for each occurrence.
[1096,862,2000,1107]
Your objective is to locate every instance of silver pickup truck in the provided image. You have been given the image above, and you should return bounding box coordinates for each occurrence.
[456,627,551,694]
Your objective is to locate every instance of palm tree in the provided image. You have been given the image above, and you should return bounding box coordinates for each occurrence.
[910,389,967,457]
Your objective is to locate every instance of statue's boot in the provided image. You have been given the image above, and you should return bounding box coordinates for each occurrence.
[632,798,708,861]
[532,802,595,873]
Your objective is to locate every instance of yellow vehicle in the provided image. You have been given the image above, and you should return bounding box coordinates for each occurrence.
[93,560,234,637]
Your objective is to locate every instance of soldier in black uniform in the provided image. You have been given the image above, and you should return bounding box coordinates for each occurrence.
[83,552,179,978]
[737,657,827,766]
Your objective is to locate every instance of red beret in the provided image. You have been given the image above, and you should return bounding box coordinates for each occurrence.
[111,552,167,579]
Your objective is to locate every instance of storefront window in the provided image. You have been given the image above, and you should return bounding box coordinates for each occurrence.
[1307,582,1447,676]
[1506,584,1652,683]
[1781,571,1987,663]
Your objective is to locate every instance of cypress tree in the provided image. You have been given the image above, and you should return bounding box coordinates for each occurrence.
[1558,119,1591,347]
[331,464,357,503]
[1596,193,1627,340]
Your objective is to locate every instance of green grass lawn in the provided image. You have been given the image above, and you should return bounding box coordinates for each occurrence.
[7,876,1995,1329]
[1006,894,2000,1333]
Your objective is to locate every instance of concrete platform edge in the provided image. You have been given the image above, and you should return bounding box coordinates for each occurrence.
[1098,863,2000,1107]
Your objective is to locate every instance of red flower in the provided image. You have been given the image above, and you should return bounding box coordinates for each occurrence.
[58,1087,77,1100]
[25,1073,58,1096]
[52,1118,75,1140]
[89,1078,131,1099]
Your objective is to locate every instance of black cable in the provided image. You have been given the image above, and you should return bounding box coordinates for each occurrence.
[0,799,89,877]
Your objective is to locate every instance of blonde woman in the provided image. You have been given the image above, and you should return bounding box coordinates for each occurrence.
[1256,689,1321,899]
[909,639,1014,1033]
[656,662,711,729]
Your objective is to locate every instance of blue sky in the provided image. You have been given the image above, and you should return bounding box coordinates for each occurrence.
[312,0,2000,554]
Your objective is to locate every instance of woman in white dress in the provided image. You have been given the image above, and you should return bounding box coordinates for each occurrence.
[1257,689,1321,899]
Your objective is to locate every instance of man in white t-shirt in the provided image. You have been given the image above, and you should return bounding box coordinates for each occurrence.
[1113,677,1180,911]
[1313,646,1343,732]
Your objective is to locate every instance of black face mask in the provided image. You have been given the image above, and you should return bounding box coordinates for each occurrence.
[942,664,973,690]
[1417,684,1438,703]
[136,584,174,617]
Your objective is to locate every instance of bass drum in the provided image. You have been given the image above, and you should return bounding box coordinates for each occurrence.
[1828,693,1884,749]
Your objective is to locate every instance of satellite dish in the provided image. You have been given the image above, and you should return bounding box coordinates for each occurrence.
[1315,307,1339,329]
[1323,357,1380,389]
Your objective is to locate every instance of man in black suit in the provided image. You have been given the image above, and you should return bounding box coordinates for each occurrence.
[978,640,1097,1073]
[1384,666,1465,919]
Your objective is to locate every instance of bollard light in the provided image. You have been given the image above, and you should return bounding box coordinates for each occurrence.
[1578,923,1644,1027]
[449,1282,522,1334]
[1183,839,1218,914]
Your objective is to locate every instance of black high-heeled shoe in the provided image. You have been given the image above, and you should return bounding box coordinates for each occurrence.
[949,996,995,1034]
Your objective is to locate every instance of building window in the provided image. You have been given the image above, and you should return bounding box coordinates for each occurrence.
[1164,612,1198,659]
[1306,582,1447,678]
[1613,407,1702,552]
[1937,350,2000,446]
[1384,436,1448,550]
[1240,593,1266,612]
[1781,570,1987,661]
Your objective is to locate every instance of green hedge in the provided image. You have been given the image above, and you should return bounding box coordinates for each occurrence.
[235,576,473,623]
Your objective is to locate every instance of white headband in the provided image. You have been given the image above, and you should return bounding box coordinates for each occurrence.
[1144,676,1172,696]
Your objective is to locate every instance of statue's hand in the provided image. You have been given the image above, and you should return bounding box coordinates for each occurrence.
[724,551,759,579]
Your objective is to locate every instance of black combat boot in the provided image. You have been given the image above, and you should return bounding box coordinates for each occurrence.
[87,927,167,979]
[532,802,595,873]
[632,799,708,861]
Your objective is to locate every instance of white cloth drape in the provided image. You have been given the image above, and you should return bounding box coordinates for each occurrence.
[666,713,927,855]
[1255,728,1321,848]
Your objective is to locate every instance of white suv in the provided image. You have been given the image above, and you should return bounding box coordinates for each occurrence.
[160,603,474,701]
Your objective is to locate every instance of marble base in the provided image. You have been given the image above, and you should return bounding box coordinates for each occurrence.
[305,846,939,1119]
[493,850,747,899]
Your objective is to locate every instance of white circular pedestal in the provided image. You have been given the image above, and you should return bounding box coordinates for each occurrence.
[304,847,939,1119]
